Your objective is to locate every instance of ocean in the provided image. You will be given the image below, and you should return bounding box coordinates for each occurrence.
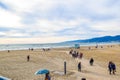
[0,42,119,51]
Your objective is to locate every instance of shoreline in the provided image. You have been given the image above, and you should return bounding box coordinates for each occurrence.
[0,42,119,51]
[0,43,119,51]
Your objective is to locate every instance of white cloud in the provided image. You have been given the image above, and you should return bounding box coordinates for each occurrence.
[0,0,120,43]
[0,32,6,36]
[0,8,22,28]
[91,19,120,31]
[6,30,30,37]
[35,19,79,31]
[0,30,30,38]
[0,37,74,44]
[2,0,63,13]
[23,17,90,36]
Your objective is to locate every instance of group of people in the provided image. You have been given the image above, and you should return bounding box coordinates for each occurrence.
[44,60,116,80]
[69,50,83,59]
[27,48,116,80]
[77,58,94,72]
[77,58,116,75]
[42,48,51,51]
[29,48,34,51]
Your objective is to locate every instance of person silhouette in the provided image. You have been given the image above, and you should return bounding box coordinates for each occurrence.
[108,61,116,75]
[78,62,81,72]
[89,58,94,66]
[45,72,51,80]
[27,55,30,62]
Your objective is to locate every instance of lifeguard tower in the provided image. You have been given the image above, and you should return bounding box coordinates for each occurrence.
[75,44,80,49]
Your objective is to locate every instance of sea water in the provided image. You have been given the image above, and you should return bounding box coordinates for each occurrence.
[0,42,119,51]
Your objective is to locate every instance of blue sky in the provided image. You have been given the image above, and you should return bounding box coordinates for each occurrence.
[0,0,120,44]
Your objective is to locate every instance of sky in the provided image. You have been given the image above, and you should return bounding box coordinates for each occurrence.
[0,0,120,44]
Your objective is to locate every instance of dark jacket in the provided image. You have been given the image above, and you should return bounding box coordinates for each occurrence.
[111,63,116,70]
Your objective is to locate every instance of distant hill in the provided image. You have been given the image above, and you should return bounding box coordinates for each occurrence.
[62,35,120,43]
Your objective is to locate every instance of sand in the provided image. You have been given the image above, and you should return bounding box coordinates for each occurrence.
[0,44,120,80]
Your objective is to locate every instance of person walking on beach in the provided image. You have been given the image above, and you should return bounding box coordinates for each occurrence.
[89,58,94,66]
[8,50,10,53]
[79,52,83,59]
[111,62,116,74]
[108,61,116,75]
[78,62,81,72]
[45,72,51,80]
[27,55,30,62]
[108,61,112,74]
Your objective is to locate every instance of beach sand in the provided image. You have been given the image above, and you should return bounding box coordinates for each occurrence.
[0,44,120,80]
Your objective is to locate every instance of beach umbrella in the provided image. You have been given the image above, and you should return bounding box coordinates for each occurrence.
[0,76,11,80]
[35,69,49,75]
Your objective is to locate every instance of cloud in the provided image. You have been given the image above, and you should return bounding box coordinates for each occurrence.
[0,1,9,10]
[0,0,120,43]
[90,19,120,36]
[0,29,30,38]
[0,8,22,28]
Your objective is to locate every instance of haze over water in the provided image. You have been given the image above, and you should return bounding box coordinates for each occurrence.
[0,42,119,51]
